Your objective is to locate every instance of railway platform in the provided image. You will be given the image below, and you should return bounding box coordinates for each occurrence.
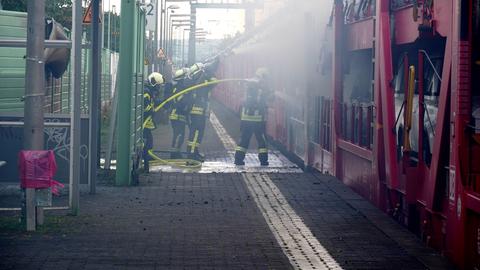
[0,102,454,269]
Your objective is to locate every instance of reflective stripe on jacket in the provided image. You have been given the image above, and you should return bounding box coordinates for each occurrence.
[240,107,263,122]
[169,108,187,122]
[190,106,205,116]
[143,92,155,129]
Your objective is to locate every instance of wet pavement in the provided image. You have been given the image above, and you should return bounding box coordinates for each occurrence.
[0,101,454,269]
[149,111,301,174]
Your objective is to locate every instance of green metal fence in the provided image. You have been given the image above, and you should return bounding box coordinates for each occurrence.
[132,7,145,161]
[0,10,28,113]
[1,7,147,186]
[0,10,115,114]
[115,2,146,185]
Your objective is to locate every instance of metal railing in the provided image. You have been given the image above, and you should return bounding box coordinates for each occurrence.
[344,0,375,24]
[391,0,416,11]
[341,101,374,149]
[0,1,83,220]
[0,39,71,48]
[314,96,332,152]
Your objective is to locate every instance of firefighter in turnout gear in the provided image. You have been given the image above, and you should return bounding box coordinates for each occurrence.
[169,68,192,159]
[186,60,219,161]
[234,68,272,166]
[143,72,164,172]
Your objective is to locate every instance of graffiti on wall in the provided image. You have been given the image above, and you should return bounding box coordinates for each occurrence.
[44,118,89,162]
[0,115,89,184]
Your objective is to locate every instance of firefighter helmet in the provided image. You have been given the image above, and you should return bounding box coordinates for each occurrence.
[148,72,164,87]
[255,67,269,79]
[174,68,189,80]
[190,63,204,74]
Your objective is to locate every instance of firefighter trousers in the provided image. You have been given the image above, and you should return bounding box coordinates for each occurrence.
[234,121,268,165]
[170,119,186,159]
[187,115,206,160]
[143,128,153,172]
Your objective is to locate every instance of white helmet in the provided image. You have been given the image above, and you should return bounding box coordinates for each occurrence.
[190,63,204,74]
[255,67,269,79]
[174,68,189,80]
[147,72,164,87]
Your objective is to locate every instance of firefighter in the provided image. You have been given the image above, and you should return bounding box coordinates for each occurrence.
[143,72,164,172]
[186,60,219,161]
[169,68,192,159]
[234,67,272,166]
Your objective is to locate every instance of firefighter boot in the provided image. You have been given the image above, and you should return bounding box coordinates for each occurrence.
[258,148,269,166]
[234,149,246,165]
[259,154,269,166]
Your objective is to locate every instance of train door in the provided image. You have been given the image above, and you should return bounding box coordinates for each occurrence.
[303,22,334,171]
[392,36,448,235]
[393,49,443,168]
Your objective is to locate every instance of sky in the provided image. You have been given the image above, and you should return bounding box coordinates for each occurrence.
[104,0,245,39]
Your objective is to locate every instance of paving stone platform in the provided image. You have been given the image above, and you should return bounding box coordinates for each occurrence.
[0,101,454,270]
[1,171,454,270]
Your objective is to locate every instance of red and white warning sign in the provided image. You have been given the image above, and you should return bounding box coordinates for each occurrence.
[83,0,103,24]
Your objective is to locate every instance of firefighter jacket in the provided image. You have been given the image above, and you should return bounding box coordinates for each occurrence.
[240,79,271,122]
[143,90,156,129]
[189,77,215,117]
[169,79,193,122]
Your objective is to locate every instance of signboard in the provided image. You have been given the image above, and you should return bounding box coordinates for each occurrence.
[83,0,103,24]
[145,0,156,32]
[157,48,166,60]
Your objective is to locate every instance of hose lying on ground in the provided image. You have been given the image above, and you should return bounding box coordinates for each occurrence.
[147,78,248,169]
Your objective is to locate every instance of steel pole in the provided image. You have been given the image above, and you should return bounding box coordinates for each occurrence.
[166,11,170,58]
[89,0,101,194]
[69,0,82,216]
[159,0,164,50]
[101,0,105,48]
[182,30,186,67]
[159,0,165,73]
[169,23,173,58]
[167,9,170,56]
[154,0,159,71]
[107,0,111,50]
[23,0,46,232]
[188,7,196,65]
[112,6,116,52]
[173,29,176,63]
[0,39,71,48]
[116,0,136,186]
[164,9,167,57]
[24,0,45,151]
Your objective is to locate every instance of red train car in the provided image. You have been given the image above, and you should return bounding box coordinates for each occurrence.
[214,0,480,268]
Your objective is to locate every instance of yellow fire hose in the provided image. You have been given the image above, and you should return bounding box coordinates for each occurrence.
[154,78,247,113]
[146,78,248,169]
